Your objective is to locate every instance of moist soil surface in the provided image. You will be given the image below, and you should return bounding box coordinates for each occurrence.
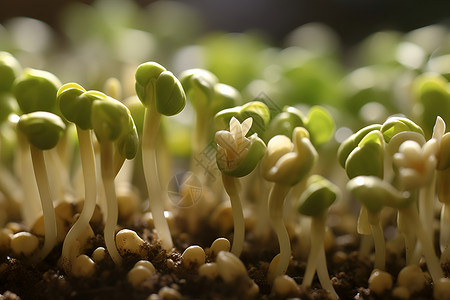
[0,209,442,300]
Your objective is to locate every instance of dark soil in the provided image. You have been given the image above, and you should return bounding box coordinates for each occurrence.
[0,209,440,300]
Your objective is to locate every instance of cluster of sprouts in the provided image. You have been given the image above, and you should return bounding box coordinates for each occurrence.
[1,24,450,298]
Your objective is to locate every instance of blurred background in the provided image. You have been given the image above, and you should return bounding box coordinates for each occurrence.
[2,0,450,138]
[2,0,450,47]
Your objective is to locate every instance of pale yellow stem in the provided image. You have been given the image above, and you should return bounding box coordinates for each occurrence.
[400,204,443,283]
[142,107,173,250]
[30,145,57,263]
[367,210,386,271]
[100,141,122,265]
[221,173,244,257]
[302,214,325,288]
[267,183,291,282]
[61,128,97,272]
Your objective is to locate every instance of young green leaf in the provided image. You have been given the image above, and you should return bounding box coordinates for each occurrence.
[297,175,339,216]
[304,105,335,147]
[0,51,22,93]
[412,73,450,134]
[264,106,305,142]
[347,176,409,212]
[13,68,61,115]
[155,70,186,116]
[180,68,219,111]
[380,116,424,143]
[116,115,139,160]
[91,98,130,143]
[17,111,66,150]
[337,124,382,168]
[345,130,384,179]
[135,62,166,108]
[215,101,270,137]
[215,117,266,177]
[57,83,109,130]
[211,83,241,115]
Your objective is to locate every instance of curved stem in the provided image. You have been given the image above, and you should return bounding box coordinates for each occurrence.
[221,174,244,257]
[367,211,385,271]
[440,203,450,253]
[18,136,41,226]
[401,204,443,283]
[267,183,292,282]
[30,145,57,263]
[302,214,325,288]
[317,244,339,299]
[61,128,97,272]
[100,141,122,265]
[142,107,173,250]
[419,172,436,246]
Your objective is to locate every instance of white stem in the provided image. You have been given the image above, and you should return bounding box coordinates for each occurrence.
[190,112,210,185]
[419,172,436,246]
[100,141,122,265]
[221,174,244,257]
[302,214,325,288]
[368,211,386,271]
[114,154,134,184]
[317,237,339,299]
[30,145,57,263]
[397,209,418,265]
[142,107,173,250]
[61,128,97,271]
[18,137,41,226]
[253,174,271,240]
[357,206,373,261]
[267,183,291,282]
[440,203,450,253]
[401,204,443,283]
[44,147,72,201]
[358,234,374,262]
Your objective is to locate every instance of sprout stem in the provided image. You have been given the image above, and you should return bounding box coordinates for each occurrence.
[221,173,244,257]
[191,112,210,183]
[61,128,97,272]
[267,183,292,282]
[357,206,373,261]
[367,211,386,271]
[252,173,271,240]
[397,209,418,265]
[358,234,373,261]
[317,245,339,300]
[419,172,436,246]
[440,203,450,253]
[30,144,57,263]
[142,106,173,250]
[99,140,122,265]
[45,147,72,200]
[18,136,41,226]
[302,213,326,288]
[399,204,443,282]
